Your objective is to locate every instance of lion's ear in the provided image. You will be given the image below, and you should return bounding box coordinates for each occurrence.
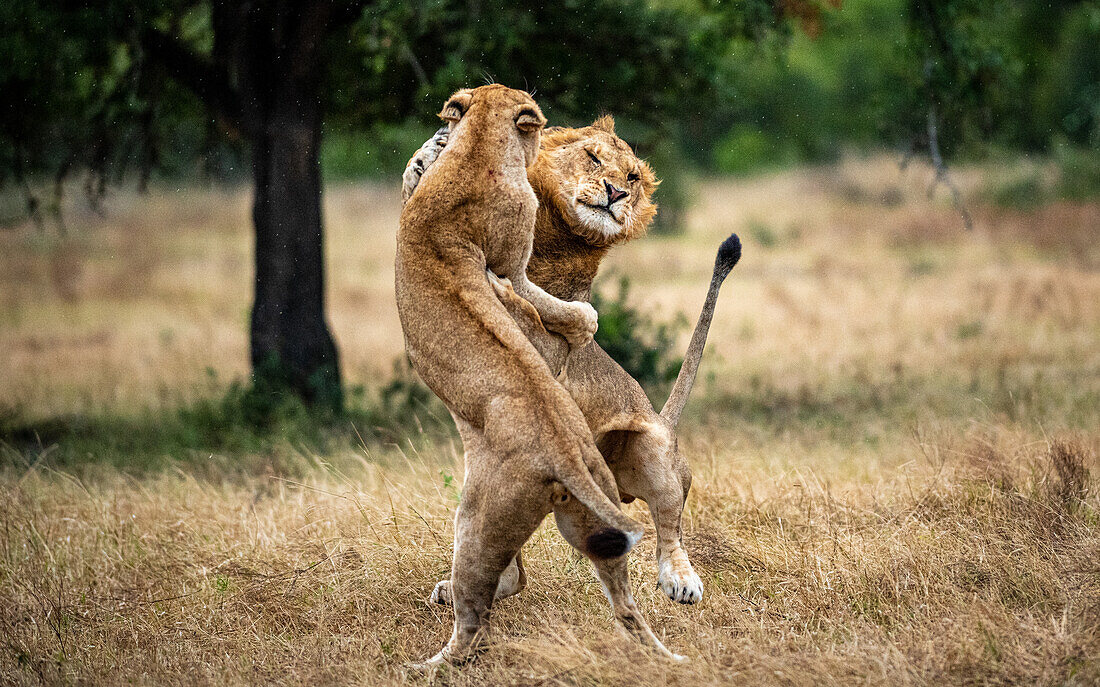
[591,115,616,134]
[439,91,473,124]
[515,105,547,133]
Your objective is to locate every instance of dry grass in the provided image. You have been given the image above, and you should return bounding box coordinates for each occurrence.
[2,157,1099,684]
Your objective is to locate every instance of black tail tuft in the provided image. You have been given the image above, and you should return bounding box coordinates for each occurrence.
[714,233,742,279]
[585,528,630,559]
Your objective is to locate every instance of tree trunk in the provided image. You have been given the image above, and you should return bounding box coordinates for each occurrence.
[144,1,351,410]
[248,77,342,410]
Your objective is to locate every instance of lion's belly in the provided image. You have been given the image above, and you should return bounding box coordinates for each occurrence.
[395,239,544,431]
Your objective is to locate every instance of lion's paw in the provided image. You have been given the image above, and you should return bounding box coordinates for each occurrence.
[429,579,453,606]
[561,301,598,348]
[401,127,449,204]
[658,558,703,605]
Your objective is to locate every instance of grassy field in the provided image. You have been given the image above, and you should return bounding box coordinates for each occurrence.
[1,158,1098,685]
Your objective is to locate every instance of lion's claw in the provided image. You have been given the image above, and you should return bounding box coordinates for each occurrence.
[401,127,449,204]
[658,557,704,604]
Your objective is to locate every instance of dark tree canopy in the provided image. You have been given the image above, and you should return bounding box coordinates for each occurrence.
[1,1,807,203]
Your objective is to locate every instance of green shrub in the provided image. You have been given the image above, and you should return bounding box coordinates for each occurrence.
[321,122,439,180]
[376,357,450,434]
[979,170,1049,209]
[1056,146,1100,201]
[591,276,686,402]
[713,127,800,176]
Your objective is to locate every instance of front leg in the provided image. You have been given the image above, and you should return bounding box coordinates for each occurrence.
[510,272,598,349]
[401,127,449,205]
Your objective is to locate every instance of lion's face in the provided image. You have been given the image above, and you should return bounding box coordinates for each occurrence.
[535,116,658,247]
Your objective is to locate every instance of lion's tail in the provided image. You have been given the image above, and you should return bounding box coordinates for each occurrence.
[660,233,741,427]
[552,453,645,558]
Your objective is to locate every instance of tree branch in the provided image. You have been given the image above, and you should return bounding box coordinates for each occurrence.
[924,101,973,231]
[140,27,242,131]
[912,57,973,231]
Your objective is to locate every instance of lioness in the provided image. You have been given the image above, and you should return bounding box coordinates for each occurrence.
[396,85,677,667]
[404,116,739,607]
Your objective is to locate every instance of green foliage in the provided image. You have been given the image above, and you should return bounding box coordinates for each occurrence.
[686,0,1100,173]
[713,128,798,176]
[439,469,461,502]
[898,0,1100,157]
[645,139,692,234]
[0,0,813,215]
[979,170,1049,210]
[3,0,1096,192]
[321,122,440,180]
[0,2,239,210]
[6,0,1092,192]
[0,363,454,475]
[591,276,687,401]
[377,357,450,431]
[1040,5,1100,149]
[682,0,912,172]
[1056,146,1100,201]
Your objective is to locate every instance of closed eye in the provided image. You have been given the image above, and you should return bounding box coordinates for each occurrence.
[586,149,601,166]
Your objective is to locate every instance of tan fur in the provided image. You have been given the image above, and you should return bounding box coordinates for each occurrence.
[405,116,715,606]
[395,86,676,668]
[525,121,707,603]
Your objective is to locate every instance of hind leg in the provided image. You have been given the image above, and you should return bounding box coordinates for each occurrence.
[429,414,532,609]
[649,478,703,605]
[612,429,703,604]
[590,554,685,661]
[417,460,549,669]
[429,552,527,606]
[552,485,684,660]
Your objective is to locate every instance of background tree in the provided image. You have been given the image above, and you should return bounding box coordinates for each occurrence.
[0,0,814,411]
[681,0,1097,179]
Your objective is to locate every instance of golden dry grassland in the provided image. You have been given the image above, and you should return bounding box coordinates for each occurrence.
[1,158,1098,685]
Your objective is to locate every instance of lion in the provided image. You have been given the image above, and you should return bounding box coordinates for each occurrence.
[395,85,679,668]
[404,115,741,608]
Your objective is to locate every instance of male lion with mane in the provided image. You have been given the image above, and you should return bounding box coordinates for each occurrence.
[404,114,740,608]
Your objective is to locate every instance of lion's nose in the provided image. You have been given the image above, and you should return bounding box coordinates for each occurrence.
[604,180,628,205]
